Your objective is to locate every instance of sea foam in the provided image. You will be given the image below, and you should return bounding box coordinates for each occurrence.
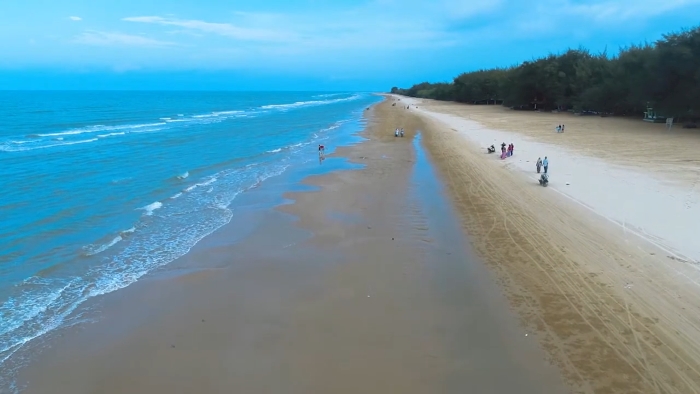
[82,235,123,256]
[141,201,163,216]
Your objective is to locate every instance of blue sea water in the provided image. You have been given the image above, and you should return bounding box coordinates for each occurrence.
[0,91,381,381]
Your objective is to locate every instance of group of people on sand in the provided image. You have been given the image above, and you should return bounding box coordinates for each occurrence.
[500,142,514,159]
[556,124,565,133]
[395,128,405,137]
[536,156,549,174]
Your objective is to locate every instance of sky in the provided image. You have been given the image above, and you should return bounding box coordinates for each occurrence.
[1,0,699,91]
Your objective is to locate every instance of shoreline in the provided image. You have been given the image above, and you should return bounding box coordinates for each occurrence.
[3,99,376,392]
[0,92,382,387]
[398,95,700,393]
[16,97,567,393]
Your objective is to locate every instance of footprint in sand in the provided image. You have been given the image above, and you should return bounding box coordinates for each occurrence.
[685,177,699,209]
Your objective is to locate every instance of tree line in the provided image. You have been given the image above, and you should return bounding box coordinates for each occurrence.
[391,26,700,119]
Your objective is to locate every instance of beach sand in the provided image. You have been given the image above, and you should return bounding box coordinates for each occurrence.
[18,99,567,393]
[397,96,700,393]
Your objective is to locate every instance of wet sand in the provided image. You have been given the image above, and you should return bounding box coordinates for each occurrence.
[399,96,700,393]
[18,99,566,393]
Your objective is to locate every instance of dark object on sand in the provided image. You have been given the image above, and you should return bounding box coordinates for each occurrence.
[392,103,396,106]
[683,123,698,129]
[538,173,549,187]
[487,145,496,153]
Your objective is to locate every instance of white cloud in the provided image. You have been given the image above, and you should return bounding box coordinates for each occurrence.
[117,0,700,59]
[461,0,700,40]
[560,0,700,21]
[73,31,176,47]
[123,16,292,42]
[440,0,504,19]
[121,0,501,50]
[69,16,82,21]
[166,29,204,37]
[122,11,459,52]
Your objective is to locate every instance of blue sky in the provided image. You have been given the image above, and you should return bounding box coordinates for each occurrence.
[1,0,699,91]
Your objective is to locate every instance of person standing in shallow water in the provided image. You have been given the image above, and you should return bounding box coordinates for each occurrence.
[536,157,542,173]
[543,156,549,174]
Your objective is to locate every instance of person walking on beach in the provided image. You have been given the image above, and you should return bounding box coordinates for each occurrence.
[543,156,549,174]
[561,124,565,132]
[510,143,515,156]
[501,145,506,159]
[536,157,542,173]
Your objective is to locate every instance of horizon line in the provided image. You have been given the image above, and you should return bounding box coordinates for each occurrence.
[0,89,384,93]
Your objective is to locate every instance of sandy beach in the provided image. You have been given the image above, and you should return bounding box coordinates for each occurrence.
[17,99,566,393]
[15,95,700,394]
[396,96,700,393]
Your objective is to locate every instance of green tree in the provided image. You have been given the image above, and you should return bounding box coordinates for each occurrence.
[392,24,700,121]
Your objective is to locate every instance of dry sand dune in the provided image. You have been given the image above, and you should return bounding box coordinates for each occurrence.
[395,96,700,393]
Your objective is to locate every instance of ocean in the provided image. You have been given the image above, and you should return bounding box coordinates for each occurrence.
[0,91,381,387]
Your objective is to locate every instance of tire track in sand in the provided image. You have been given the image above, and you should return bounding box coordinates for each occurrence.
[399,105,700,394]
